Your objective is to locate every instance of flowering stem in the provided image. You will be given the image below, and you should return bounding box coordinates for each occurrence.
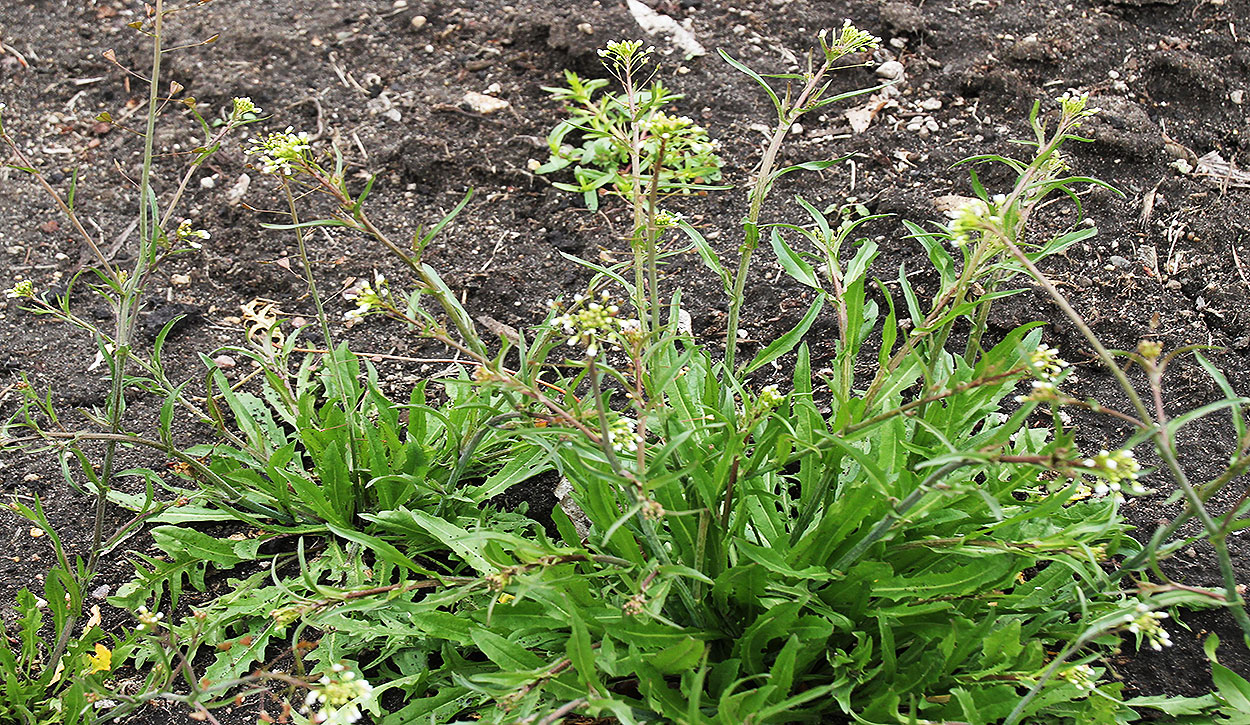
[725,58,834,371]
[999,225,1250,643]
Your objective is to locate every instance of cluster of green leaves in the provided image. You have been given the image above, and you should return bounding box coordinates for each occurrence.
[536,70,724,210]
[7,21,1250,725]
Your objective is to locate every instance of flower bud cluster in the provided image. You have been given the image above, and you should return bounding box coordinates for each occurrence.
[622,592,646,616]
[135,605,165,632]
[303,663,374,725]
[945,198,1003,248]
[1028,344,1068,382]
[228,96,262,124]
[343,272,390,322]
[819,20,881,60]
[4,279,35,299]
[606,416,643,455]
[270,604,308,629]
[1123,602,1172,651]
[647,112,695,140]
[1057,90,1099,125]
[174,219,210,249]
[245,126,311,176]
[1058,664,1097,692]
[551,291,638,358]
[640,498,665,520]
[1082,449,1144,501]
[598,39,654,71]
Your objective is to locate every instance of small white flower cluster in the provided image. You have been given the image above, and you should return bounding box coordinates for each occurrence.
[551,291,637,358]
[1028,344,1068,382]
[1057,90,1099,123]
[245,126,311,176]
[757,384,785,410]
[228,96,262,124]
[1123,602,1172,651]
[819,20,881,59]
[598,39,654,69]
[4,279,35,299]
[652,209,685,229]
[343,272,389,323]
[646,112,696,141]
[1082,449,1144,501]
[174,219,210,249]
[606,416,643,454]
[303,663,375,725]
[1015,343,1070,403]
[945,196,1005,248]
[135,605,165,632]
[1059,663,1098,692]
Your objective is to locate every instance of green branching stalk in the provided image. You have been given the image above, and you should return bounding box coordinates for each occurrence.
[42,0,168,682]
[998,216,1250,643]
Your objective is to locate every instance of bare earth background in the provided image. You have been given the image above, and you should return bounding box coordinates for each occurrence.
[2,0,1250,721]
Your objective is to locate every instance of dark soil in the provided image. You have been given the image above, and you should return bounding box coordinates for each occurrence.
[3,0,1250,722]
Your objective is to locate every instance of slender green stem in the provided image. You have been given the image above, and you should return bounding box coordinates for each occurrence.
[1001,221,1250,641]
[44,0,166,681]
[725,59,833,371]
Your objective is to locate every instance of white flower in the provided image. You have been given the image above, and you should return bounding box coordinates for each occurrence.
[245,127,311,176]
[302,663,375,725]
[1027,343,1068,383]
[174,219,210,248]
[1081,449,1143,501]
[550,290,637,357]
[135,605,165,632]
[1123,602,1172,651]
[606,416,642,454]
[1059,663,1098,691]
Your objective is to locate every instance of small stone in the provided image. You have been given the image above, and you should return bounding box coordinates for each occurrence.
[889,37,908,49]
[170,273,192,285]
[213,354,236,369]
[227,173,250,206]
[92,584,111,600]
[790,122,803,135]
[732,24,747,35]
[918,97,943,111]
[23,473,39,482]
[1109,255,1132,268]
[199,175,216,189]
[462,91,510,115]
[410,14,427,30]
[876,60,905,81]
[392,0,407,7]
[30,528,44,538]
[1232,89,1245,105]
[383,108,402,122]
[576,22,594,35]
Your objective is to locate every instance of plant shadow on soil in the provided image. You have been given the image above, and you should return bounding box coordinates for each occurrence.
[3,0,1250,722]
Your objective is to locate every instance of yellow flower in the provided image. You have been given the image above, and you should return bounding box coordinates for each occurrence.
[86,643,112,674]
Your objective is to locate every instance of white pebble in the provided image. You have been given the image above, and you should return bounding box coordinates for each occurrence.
[876,60,905,81]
